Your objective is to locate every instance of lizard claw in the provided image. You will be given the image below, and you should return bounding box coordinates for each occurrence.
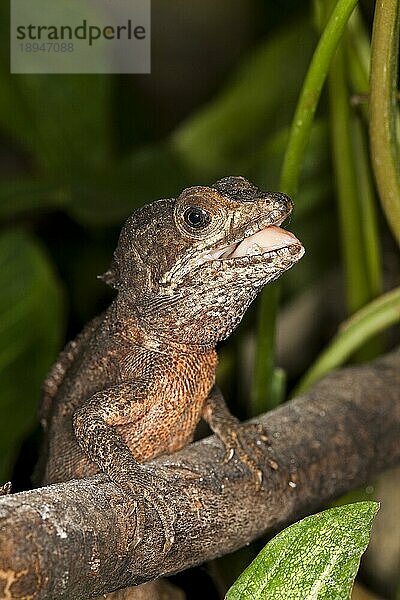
[223,447,235,463]
[0,481,12,496]
[129,500,144,549]
[149,491,176,554]
[217,422,275,489]
[268,458,279,471]
[254,467,263,489]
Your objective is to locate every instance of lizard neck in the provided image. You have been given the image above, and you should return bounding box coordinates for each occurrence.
[109,298,216,356]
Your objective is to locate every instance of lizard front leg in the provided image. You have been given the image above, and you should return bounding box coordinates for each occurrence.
[202,386,276,488]
[72,381,176,553]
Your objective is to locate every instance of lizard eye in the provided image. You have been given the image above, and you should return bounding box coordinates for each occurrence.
[183,206,211,229]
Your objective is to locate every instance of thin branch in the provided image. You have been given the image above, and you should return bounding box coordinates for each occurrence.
[0,349,400,599]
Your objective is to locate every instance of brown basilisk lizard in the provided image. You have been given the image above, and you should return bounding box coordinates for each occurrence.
[38,176,304,554]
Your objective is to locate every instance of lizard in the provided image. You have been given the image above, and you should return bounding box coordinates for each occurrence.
[37,175,305,555]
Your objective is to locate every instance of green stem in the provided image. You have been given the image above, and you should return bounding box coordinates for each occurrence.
[345,10,383,304]
[293,286,400,396]
[352,116,382,299]
[280,0,358,198]
[347,8,370,92]
[329,46,369,314]
[251,284,279,414]
[369,0,400,246]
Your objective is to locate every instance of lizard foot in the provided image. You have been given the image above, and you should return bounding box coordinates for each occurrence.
[217,422,274,489]
[119,467,179,554]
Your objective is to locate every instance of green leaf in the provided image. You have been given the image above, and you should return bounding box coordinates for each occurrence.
[226,502,379,600]
[0,230,64,480]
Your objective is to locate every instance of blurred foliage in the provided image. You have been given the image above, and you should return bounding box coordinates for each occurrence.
[0,230,63,479]
[0,0,399,598]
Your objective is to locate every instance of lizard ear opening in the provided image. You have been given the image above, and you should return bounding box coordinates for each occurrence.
[98,258,121,289]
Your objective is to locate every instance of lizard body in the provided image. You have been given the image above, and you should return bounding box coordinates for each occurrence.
[38,176,304,551]
[41,313,217,481]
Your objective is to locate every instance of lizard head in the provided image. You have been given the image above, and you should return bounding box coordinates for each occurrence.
[104,176,305,349]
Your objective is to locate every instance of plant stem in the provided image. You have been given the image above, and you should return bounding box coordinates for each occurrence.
[346,9,371,123]
[369,0,400,246]
[293,286,400,396]
[352,116,382,300]
[280,0,358,198]
[328,46,369,314]
[251,284,279,414]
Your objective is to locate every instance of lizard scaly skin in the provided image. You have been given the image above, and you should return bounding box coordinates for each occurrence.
[38,176,305,553]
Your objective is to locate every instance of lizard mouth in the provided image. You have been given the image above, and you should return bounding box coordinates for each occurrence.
[198,216,304,267]
[206,225,302,261]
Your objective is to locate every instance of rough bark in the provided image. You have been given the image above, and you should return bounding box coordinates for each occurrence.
[1,350,399,600]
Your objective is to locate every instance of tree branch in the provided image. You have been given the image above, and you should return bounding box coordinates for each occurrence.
[1,350,400,599]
